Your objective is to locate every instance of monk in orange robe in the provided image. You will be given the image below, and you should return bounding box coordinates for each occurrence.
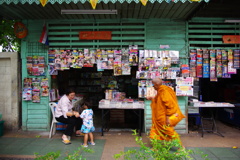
[147,78,185,143]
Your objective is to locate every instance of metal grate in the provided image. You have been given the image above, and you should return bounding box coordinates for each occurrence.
[48,22,145,50]
[188,19,240,50]
[27,42,49,56]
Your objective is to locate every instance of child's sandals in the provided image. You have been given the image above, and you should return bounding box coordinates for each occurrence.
[88,142,96,145]
[81,143,88,147]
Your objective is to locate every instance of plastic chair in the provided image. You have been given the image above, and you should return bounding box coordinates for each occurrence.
[49,102,60,138]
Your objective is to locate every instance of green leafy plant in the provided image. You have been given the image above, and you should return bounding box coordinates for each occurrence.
[0,20,21,52]
[113,130,209,160]
[34,146,93,160]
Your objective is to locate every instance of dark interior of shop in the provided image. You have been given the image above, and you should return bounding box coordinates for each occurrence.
[56,65,141,130]
[200,70,240,103]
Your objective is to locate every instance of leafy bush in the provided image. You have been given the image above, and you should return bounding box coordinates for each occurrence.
[113,130,208,160]
[34,146,93,160]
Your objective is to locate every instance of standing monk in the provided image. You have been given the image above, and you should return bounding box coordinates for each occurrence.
[147,78,185,143]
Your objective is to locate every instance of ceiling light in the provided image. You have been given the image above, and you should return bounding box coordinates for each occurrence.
[61,9,118,15]
[224,20,240,23]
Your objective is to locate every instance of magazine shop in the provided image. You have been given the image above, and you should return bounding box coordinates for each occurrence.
[21,19,190,134]
[21,17,240,135]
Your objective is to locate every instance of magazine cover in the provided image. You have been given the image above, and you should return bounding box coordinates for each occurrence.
[216,49,222,78]
[23,78,32,88]
[144,50,149,58]
[139,50,144,58]
[32,90,40,103]
[181,64,190,77]
[122,62,131,75]
[41,86,49,97]
[101,61,109,69]
[22,88,32,101]
[202,49,210,78]
[122,49,129,62]
[82,59,93,67]
[169,50,180,64]
[163,57,171,69]
[189,49,197,77]
[146,58,155,71]
[129,53,138,66]
[113,61,122,76]
[210,49,217,81]
[49,64,58,75]
[222,50,231,78]
[138,86,146,98]
[152,50,158,58]
[32,67,40,76]
[227,49,237,74]
[233,49,240,69]
[138,57,147,71]
[196,49,203,78]
[60,58,70,70]
[41,78,49,87]
[32,78,41,91]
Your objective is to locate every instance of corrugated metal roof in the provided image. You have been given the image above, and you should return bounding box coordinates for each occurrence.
[0,0,208,20]
[0,0,239,20]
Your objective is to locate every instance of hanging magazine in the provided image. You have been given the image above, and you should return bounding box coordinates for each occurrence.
[32,90,40,103]
[210,49,217,82]
[122,62,131,75]
[22,88,32,101]
[227,49,237,74]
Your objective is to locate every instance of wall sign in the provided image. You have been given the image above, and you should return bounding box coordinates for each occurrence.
[79,31,112,40]
[14,22,28,39]
[222,35,240,44]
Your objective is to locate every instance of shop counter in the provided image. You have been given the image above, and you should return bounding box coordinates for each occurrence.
[193,102,234,137]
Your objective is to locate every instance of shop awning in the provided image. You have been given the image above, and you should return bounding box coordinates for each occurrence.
[0,0,209,5]
[0,0,212,20]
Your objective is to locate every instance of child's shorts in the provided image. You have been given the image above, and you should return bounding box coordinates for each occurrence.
[80,125,95,133]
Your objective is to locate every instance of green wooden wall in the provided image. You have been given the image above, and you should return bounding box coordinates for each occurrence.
[21,20,50,131]
[21,19,188,133]
[144,19,188,134]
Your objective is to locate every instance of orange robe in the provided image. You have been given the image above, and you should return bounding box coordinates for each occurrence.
[149,85,185,141]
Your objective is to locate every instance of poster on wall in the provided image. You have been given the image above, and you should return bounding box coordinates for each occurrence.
[175,77,194,96]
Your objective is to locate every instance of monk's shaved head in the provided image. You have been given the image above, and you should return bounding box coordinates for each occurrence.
[152,78,162,85]
[152,78,162,90]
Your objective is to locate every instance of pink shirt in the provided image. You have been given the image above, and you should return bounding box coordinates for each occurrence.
[55,95,73,118]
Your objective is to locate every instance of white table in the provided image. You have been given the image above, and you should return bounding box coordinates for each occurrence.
[193,102,234,137]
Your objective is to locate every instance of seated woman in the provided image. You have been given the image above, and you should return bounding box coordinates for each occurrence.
[55,88,81,144]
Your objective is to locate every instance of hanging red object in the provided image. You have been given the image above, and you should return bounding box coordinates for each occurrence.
[14,22,28,39]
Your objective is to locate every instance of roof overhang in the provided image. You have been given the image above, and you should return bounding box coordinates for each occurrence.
[0,0,210,20]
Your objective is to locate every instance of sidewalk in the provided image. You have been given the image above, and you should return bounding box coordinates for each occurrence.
[0,120,240,160]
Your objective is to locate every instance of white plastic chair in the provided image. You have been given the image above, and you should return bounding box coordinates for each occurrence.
[49,102,60,138]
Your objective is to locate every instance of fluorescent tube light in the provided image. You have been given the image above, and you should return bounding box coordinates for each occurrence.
[224,20,240,23]
[61,9,118,15]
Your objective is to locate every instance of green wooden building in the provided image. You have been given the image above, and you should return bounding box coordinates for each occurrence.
[1,0,240,134]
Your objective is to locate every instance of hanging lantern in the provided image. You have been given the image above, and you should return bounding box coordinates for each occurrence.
[40,0,48,7]
[89,0,98,9]
[140,0,148,6]
[14,22,28,39]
